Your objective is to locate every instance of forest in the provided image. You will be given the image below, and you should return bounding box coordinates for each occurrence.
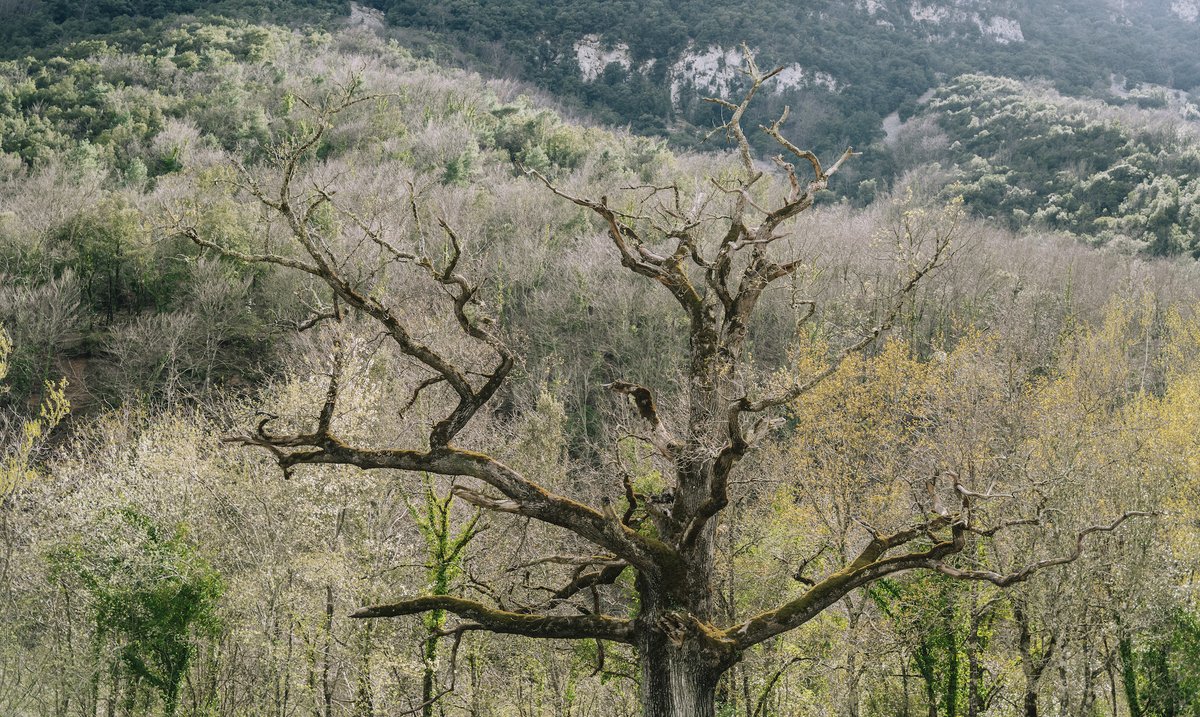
[2,2,1200,717]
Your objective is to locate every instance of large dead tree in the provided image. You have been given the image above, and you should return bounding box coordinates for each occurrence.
[182,58,1147,717]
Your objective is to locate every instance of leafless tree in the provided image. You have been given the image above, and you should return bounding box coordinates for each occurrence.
[180,58,1149,717]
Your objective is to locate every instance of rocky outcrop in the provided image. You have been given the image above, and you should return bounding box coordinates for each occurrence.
[572,38,839,106]
[1171,0,1199,22]
[976,16,1024,43]
[574,34,634,82]
[907,1,1025,43]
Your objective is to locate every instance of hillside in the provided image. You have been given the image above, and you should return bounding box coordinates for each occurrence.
[889,74,1200,257]
[362,0,1200,152]
[8,1,1199,156]
[7,0,1200,249]
[0,16,676,409]
[0,0,345,57]
[2,6,1200,717]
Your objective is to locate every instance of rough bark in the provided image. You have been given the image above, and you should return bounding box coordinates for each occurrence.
[635,575,737,717]
[638,633,723,717]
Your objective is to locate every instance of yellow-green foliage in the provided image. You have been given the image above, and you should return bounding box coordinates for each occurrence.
[1145,306,1200,569]
[0,328,70,497]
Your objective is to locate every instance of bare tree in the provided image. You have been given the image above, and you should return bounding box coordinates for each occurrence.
[180,59,1149,717]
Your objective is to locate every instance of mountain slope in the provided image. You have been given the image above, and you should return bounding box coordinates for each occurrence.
[366,0,1200,155]
[896,73,1200,257]
[0,0,345,59]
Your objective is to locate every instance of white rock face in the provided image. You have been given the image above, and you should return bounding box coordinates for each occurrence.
[909,2,1025,43]
[667,45,838,104]
[576,39,837,103]
[773,65,839,93]
[856,0,885,15]
[668,45,744,102]
[910,3,955,23]
[347,2,385,32]
[574,34,633,82]
[1171,0,1199,22]
[976,16,1024,43]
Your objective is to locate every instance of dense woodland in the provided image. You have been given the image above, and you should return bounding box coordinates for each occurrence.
[2,3,1200,717]
[291,0,1200,150]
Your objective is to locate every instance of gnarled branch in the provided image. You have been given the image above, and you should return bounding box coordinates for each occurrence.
[606,381,680,459]
[350,595,635,644]
[727,516,968,648]
[930,511,1156,587]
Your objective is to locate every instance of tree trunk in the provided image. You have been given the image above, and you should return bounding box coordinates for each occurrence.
[965,607,990,717]
[965,639,983,717]
[323,585,335,717]
[945,633,960,717]
[638,634,722,717]
[1014,605,1052,717]
[421,632,438,717]
[1118,635,1142,717]
[1023,690,1039,717]
[635,571,735,717]
[846,651,862,717]
[915,643,939,717]
[844,597,864,717]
